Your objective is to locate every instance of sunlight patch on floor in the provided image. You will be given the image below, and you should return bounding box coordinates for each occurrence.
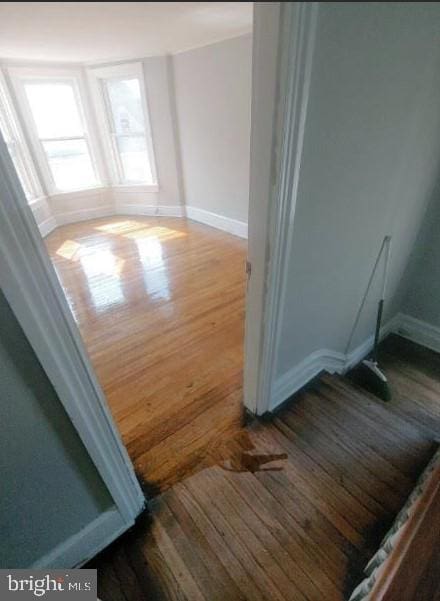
[95,220,147,235]
[123,226,187,242]
[56,239,82,260]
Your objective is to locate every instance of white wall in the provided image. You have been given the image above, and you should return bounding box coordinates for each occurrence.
[398,192,440,335]
[172,34,252,230]
[143,56,183,209]
[273,3,440,394]
[0,289,113,567]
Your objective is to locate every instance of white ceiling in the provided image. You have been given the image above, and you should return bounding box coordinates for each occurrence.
[0,2,253,64]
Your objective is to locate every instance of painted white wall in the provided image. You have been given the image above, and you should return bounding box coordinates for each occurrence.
[172,34,252,226]
[142,56,184,209]
[0,289,113,568]
[400,193,440,330]
[274,4,440,386]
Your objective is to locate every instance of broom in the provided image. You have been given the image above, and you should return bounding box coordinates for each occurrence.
[345,235,392,402]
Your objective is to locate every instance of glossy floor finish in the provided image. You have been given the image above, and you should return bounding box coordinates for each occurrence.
[45,216,247,490]
[89,336,440,601]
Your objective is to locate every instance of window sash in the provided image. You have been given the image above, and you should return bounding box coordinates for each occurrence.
[101,78,151,184]
[11,71,102,194]
[88,63,157,187]
[39,135,98,192]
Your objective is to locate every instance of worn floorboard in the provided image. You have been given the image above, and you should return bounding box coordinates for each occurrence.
[87,335,440,600]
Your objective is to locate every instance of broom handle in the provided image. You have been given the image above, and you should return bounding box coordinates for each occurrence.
[344,235,391,357]
[381,236,392,302]
[372,236,391,362]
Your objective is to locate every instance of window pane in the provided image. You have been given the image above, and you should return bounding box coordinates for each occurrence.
[25,82,83,138]
[106,79,145,135]
[43,139,97,191]
[116,135,152,183]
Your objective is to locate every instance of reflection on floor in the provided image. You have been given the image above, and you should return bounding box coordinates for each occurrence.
[89,335,440,601]
[46,216,247,491]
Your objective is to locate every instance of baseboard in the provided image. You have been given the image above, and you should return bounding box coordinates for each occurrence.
[31,507,132,569]
[115,204,184,217]
[270,313,403,412]
[396,313,440,354]
[185,206,248,239]
[38,216,57,238]
[271,348,344,411]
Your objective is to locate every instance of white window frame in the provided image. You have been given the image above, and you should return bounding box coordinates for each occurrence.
[8,66,104,195]
[87,62,158,188]
[0,70,42,201]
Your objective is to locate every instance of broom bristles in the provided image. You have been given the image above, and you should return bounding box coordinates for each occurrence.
[350,362,392,402]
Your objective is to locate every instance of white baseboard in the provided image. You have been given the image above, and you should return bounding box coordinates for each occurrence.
[185,206,248,239]
[31,507,132,569]
[38,204,243,237]
[115,204,184,217]
[271,348,344,411]
[396,313,440,354]
[38,216,57,238]
[270,313,403,412]
[39,205,184,236]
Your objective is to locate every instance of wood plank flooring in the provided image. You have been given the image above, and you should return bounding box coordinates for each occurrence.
[88,335,440,601]
[45,216,247,491]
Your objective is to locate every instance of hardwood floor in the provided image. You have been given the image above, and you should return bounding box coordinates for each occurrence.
[88,335,440,601]
[45,216,247,491]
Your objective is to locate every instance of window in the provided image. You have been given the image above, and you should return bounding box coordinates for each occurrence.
[103,78,153,183]
[0,75,40,201]
[19,76,99,193]
[88,63,157,186]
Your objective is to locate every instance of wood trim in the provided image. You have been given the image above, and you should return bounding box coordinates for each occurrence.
[0,132,144,533]
[370,460,440,601]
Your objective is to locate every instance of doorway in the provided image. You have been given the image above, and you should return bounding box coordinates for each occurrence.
[0,2,254,499]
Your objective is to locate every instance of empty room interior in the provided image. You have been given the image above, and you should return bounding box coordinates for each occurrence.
[0,3,440,601]
[0,3,252,491]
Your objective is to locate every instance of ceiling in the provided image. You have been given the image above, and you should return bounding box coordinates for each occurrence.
[0,2,253,64]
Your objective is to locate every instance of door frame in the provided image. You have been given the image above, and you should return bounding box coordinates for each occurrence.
[0,135,144,535]
[0,1,318,565]
[244,2,318,415]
